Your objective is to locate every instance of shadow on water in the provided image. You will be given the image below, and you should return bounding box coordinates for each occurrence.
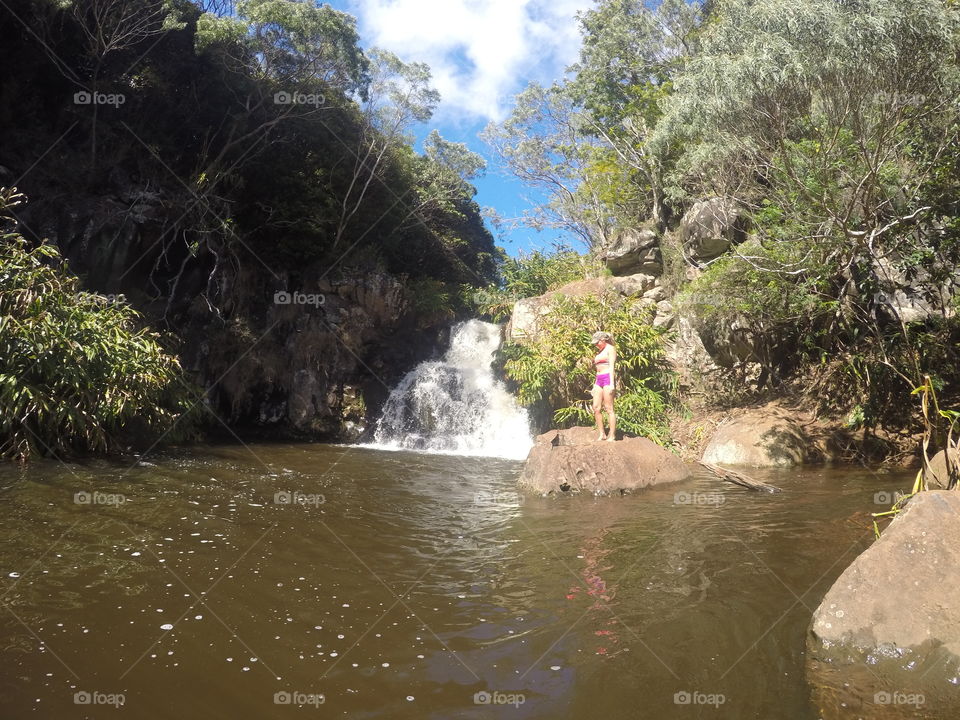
[0,443,957,718]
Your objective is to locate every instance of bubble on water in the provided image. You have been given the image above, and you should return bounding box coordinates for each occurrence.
[406,696,414,701]
[551,665,561,670]
[194,615,202,620]
[8,572,20,578]
[130,552,141,557]
[417,654,424,659]
[382,662,389,667]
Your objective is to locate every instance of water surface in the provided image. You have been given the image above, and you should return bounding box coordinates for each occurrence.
[0,443,955,718]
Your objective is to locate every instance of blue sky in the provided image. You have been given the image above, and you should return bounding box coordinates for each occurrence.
[325,0,596,257]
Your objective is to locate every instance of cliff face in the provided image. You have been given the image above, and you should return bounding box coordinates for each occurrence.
[17,186,450,443]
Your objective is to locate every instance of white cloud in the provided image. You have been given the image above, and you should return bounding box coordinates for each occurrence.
[346,0,592,122]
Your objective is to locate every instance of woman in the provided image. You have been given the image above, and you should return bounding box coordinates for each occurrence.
[590,331,617,442]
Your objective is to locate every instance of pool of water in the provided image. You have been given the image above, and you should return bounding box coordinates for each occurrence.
[0,443,955,718]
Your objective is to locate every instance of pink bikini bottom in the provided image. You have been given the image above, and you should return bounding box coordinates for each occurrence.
[595,373,611,388]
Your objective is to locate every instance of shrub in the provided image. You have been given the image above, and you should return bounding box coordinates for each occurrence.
[0,190,200,461]
[500,290,676,444]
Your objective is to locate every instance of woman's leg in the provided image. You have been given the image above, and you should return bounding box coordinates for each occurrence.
[591,385,605,440]
[603,386,616,441]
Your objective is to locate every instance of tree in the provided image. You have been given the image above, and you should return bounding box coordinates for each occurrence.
[654,0,960,409]
[482,82,613,249]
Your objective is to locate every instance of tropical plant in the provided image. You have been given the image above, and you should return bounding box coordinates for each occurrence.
[500,291,676,443]
[0,189,200,461]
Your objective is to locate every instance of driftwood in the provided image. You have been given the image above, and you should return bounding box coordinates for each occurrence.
[698,461,782,493]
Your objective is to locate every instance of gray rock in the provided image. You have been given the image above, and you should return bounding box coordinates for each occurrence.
[924,445,959,490]
[653,300,674,329]
[609,273,658,297]
[518,426,693,496]
[601,225,662,275]
[702,408,820,467]
[508,295,553,341]
[665,316,719,374]
[809,490,960,659]
[642,284,666,302]
[679,197,746,261]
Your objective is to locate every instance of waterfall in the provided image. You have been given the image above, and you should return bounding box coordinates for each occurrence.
[365,320,533,460]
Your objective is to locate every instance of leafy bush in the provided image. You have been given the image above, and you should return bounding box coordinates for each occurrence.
[0,191,199,461]
[473,244,607,321]
[500,291,676,444]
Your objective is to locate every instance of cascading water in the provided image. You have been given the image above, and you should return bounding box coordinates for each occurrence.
[366,320,533,460]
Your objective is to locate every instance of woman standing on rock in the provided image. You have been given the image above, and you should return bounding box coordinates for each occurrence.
[591,331,617,441]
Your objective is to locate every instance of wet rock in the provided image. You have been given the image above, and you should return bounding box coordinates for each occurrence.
[518,426,693,496]
[679,197,746,262]
[809,490,960,662]
[701,407,823,467]
[601,225,662,275]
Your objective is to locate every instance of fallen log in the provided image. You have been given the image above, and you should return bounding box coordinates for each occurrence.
[698,461,782,493]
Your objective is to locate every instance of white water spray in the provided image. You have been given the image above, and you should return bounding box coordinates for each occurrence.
[366,320,533,460]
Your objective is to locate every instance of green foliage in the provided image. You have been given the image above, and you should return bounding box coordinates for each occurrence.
[0,191,199,461]
[500,244,596,298]
[500,291,676,444]
[469,244,606,322]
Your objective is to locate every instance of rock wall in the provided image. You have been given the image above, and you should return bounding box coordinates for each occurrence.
[17,187,450,442]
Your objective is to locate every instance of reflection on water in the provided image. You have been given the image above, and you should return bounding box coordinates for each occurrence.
[0,443,957,718]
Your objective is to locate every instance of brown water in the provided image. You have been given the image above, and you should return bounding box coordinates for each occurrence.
[0,443,957,719]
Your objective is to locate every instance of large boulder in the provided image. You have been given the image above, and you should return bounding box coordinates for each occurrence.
[809,490,960,660]
[518,426,693,496]
[924,445,959,490]
[508,294,554,341]
[679,197,746,262]
[701,407,826,467]
[507,275,659,341]
[601,225,662,276]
